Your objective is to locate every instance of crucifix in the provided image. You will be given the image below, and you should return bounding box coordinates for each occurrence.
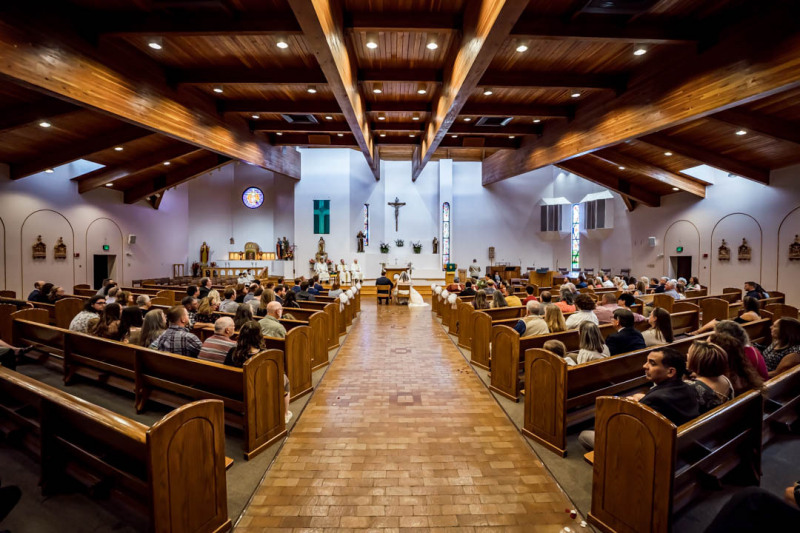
[387,196,406,232]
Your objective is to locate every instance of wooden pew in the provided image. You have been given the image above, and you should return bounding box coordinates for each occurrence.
[588,392,762,533]
[758,291,786,309]
[521,319,772,456]
[263,325,313,401]
[298,301,341,347]
[762,364,800,445]
[13,319,287,460]
[764,303,799,321]
[700,298,743,325]
[0,290,16,299]
[468,307,527,371]
[0,368,231,533]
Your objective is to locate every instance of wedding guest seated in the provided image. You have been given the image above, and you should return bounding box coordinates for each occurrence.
[198,317,236,364]
[686,276,702,290]
[274,284,287,305]
[484,280,496,296]
[756,317,800,377]
[539,291,553,305]
[259,301,287,339]
[47,285,66,303]
[89,302,124,342]
[198,277,212,299]
[543,339,573,365]
[445,278,462,293]
[234,304,254,330]
[653,276,668,293]
[182,296,198,327]
[156,306,202,358]
[501,283,522,307]
[115,290,134,307]
[565,294,598,329]
[660,279,680,299]
[714,320,769,380]
[601,275,615,288]
[605,308,646,356]
[576,322,610,364]
[283,290,301,309]
[522,285,537,303]
[579,347,699,450]
[744,281,769,300]
[555,286,576,314]
[297,281,316,302]
[219,288,238,313]
[490,290,508,309]
[95,278,113,297]
[460,281,476,297]
[27,280,45,301]
[328,282,343,299]
[709,332,765,395]
[544,304,567,333]
[307,277,321,295]
[243,283,259,303]
[594,293,621,324]
[69,296,106,333]
[186,285,199,299]
[135,309,166,349]
[513,300,548,337]
[194,296,221,324]
[234,283,247,303]
[691,296,762,336]
[642,307,674,347]
[576,276,588,289]
[616,293,647,322]
[472,290,490,310]
[291,278,302,293]
[685,340,734,414]
[136,295,152,318]
[225,321,264,367]
[119,304,144,340]
[255,289,275,317]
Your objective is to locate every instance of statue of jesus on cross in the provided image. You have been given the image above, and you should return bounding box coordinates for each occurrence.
[388,197,406,232]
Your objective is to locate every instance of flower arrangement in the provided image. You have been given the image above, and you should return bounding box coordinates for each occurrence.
[395,239,404,247]
[309,258,316,265]
[412,241,422,253]
[379,242,390,253]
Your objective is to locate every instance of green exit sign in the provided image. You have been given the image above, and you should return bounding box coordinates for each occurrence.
[103,244,110,251]
[676,246,684,253]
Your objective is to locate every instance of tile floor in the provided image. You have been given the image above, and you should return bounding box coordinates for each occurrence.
[236,301,578,532]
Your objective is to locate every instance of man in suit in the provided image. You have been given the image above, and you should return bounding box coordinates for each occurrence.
[460,281,476,297]
[605,308,646,355]
[296,281,316,301]
[376,270,394,305]
[579,346,699,450]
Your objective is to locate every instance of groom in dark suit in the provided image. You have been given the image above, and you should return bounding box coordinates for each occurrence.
[375,271,394,305]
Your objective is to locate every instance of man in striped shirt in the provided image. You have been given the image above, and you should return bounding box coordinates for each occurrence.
[198,317,236,364]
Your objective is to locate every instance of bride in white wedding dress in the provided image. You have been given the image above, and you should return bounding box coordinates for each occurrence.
[400,270,428,307]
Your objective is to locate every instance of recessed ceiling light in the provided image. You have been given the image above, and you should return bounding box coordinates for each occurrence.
[251,114,260,119]
[163,161,171,166]
[276,37,289,49]
[45,168,54,174]
[276,132,283,136]
[451,134,457,138]
[426,39,438,50]
[672,187,680,191]
[533,119,541,123]
[379,133,386,137]
[412,113,420,121]
[509,135,515,139]
[483,87,493,96]
[409,133,414,137]
[39,121,51,128]
[516,43,528,53]
[307,85,317,94]
[147,38,162,50]
[417,83,427,95]
[618,166,625,170]
[114,146,124,151]
[365,33,378,49]
[377,113,386,121]
[736,129,747,135]
[325,115,333,120]
[373,83,383,94]
[633,46,647,56]
[571,92,581,98]
[105,183,113,187]
[337,133,344,137]
[664,151,672,156]
[464,117,471,122]
[213,86,223,93]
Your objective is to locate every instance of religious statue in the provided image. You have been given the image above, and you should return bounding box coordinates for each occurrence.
[315,236,328,263]
[282,236,291,260]
[738,238,752,261]
[718,239,731,261]
[54,237,67,260]
[276,238,283,260]
[432,237,439,254]
[32,235,46,260]
[356,231,366,253]
[790,235,800,261]
[388,197,406,232]
[200,241,210,264]
[244,242,259,261]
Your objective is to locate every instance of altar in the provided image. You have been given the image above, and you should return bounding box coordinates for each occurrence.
[385,267,408,280]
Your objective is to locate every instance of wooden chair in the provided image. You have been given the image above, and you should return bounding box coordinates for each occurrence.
[395,282,411,305]
[377,285,392,304]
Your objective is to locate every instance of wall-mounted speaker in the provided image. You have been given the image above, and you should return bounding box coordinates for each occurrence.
[648,237,657,247]
[127,234,137,245]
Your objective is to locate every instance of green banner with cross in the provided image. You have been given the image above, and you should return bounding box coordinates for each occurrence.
[313,200,330,234]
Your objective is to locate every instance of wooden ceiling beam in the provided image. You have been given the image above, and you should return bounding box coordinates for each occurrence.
[591,149,706,198]
[0,16,299,178]
[412,0,529,181]
[10,126,150,180]
[509,17,698,44]
[220,100,341,114]
[711,109,800,146]
[168,67,328,86]
[482,5,800,186]
[638,134,771,185]
[288,0,380,180]
[370,122,426,132]
[367,102,432,113]
[448,122,542,135]
[97,14,303,37]
[557,158,660,208]
[358,68,442,83]
[271,133,357,147]
[0,99,78,133]
[440,136,520,149]
[478,71,628,94]
[460,103,573,118]
[251,121,351,133]
[345,11,461,31]
[123,153,232,204]
[74,142,201,193]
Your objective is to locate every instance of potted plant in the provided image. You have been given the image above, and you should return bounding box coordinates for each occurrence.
[380,242,390,253]
[395,239,404,247]
[412,241,422,254]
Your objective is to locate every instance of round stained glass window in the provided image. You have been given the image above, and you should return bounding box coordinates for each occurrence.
[242,187,264,209]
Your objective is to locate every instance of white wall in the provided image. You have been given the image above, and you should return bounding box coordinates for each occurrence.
[0,160,189,296]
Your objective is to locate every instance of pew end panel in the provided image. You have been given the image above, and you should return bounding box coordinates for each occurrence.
[242,349,288,460]
[763,365,800,445]
[457,302,473,349]
[469,312,492,371]
[489,326,521,402]
[54,298,84,329]
[522,349,568,456]
[147,399,231,533]
[307,312,329,371]
[264,326,313,401]
[589,396,676,533]
[13,317,65,362]
[764,303,798,321]
[700,298,729,326]
[0,303,17,342]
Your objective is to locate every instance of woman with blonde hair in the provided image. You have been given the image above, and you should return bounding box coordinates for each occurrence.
[577,322,610,364]
[195,296,220,324]
[137,308,166,349]
[544,304,567,333]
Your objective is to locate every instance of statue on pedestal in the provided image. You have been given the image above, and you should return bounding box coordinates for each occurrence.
[432,237,439,254]
[315,237,328,263]
[356,231,366,253]
[200,241,210,265]
[282,236,291,260]
[276,238,283,259]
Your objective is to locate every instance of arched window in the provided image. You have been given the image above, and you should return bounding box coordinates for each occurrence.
[362,203,369,246]
[571,203,580,270]
[442,202,450,268]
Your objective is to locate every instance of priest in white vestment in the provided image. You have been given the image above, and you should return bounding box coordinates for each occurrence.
[337,259,351,284]
[350,259,363,281]
[314,260,330,282]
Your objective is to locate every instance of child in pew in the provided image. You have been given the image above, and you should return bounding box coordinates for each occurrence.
[576,322,610,364]
[543,339,576,366]
[225,320,293,424]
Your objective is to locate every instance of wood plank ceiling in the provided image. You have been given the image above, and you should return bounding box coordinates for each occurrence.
[0,0,798,208]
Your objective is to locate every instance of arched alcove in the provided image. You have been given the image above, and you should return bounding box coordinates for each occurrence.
[86,218,125,287]
[20,210,75,294]
[662,220,701,281]
[709,213,762,294]
[777,206,800,305]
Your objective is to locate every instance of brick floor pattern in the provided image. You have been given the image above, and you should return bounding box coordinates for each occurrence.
[236,301,577,532]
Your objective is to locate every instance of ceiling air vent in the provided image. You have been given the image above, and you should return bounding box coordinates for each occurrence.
[580,0,660,15]
[475,116,513,127]
[281,114,319,125]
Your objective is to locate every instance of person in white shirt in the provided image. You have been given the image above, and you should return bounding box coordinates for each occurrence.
[576,321,610,364]
[468,259,481,280]
[601,275,615,288]
[350,259,363,282]
[513,300,549,337]
[565,294,599,329]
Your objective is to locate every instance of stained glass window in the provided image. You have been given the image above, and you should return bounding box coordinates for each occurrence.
[242,187,264,209]
[442,202,450,268]
[571,203,580,271]
[363,204,369,246]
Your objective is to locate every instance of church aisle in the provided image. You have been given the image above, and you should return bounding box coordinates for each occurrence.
[235,301,577,531]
